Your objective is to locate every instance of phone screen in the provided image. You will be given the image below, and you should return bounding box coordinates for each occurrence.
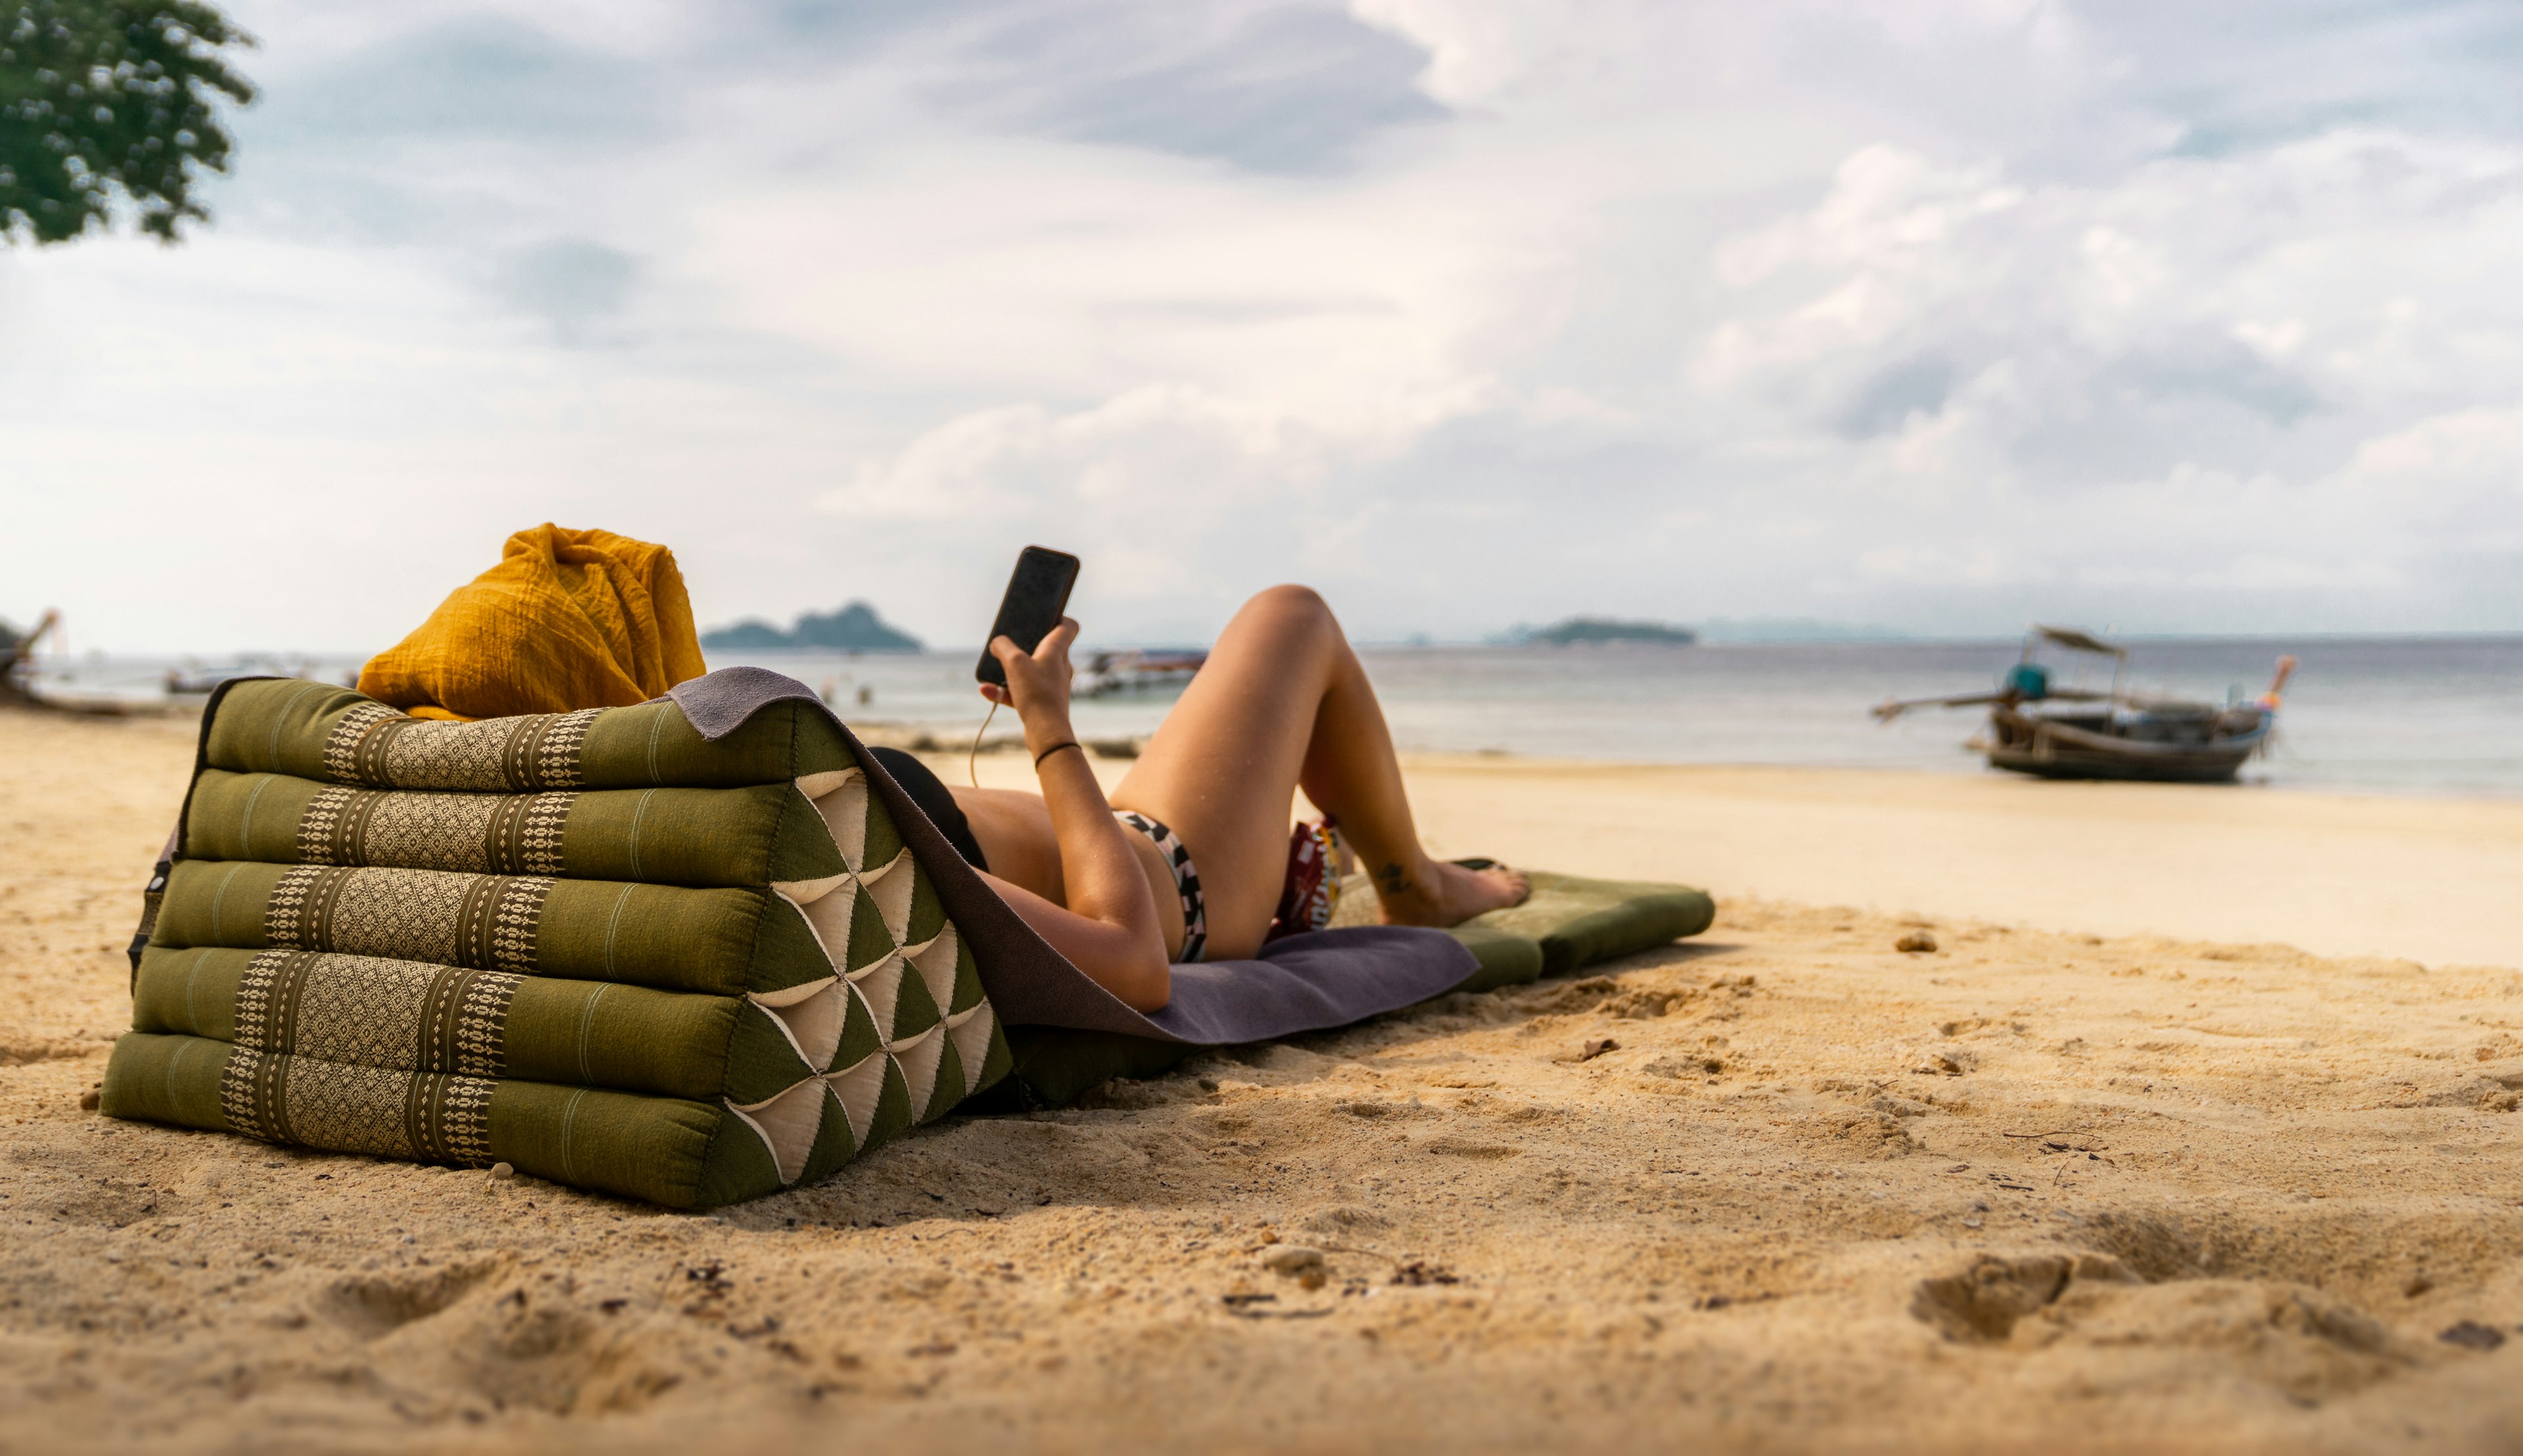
[976,546,1081,687]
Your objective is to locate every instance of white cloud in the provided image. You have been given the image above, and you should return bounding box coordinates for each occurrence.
[5,0,2523,652]
[1344,0,1545,106]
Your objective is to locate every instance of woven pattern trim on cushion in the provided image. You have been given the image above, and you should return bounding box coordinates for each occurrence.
[184,769,857,892]
[131,945,830,1104]
[102,1030,767,1208]
[205,679,857,791]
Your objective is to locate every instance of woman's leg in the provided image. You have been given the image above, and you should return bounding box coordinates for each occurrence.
[1110,585,1525,959]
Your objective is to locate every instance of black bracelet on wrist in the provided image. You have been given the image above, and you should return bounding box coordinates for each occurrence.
[1034,740,1081,768]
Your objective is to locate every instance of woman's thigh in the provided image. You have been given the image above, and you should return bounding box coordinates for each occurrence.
[1108,586,1337,957]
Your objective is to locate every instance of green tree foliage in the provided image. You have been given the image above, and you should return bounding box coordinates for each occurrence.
[1,1,254,245]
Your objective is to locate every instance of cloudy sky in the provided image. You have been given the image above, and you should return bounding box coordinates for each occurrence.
[5,0,2522,652]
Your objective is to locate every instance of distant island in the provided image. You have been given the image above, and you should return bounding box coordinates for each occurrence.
[700,602,924,653]
[1522,616,1698,647]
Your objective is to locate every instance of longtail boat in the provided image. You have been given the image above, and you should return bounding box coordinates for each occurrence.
[1874,626,2295,784]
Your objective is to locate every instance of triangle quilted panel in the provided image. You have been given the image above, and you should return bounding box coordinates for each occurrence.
[904,862,948,948]
[825,1049,890,1149]
[806,769,870,873]
[830,978,883,1075]
[842,882,898,974]
[886,952,943,1046]
[889,1029,950,1126]
[798,1083,859,1183]
[748,978,849,1072]
[726,1076,828,1185]
[864,1053,916,1156]
[789,884,855,972]
[945,1001,1003,1099]
[860,850,917,946]
[903,925,961,1026]
[850,953,904,1035]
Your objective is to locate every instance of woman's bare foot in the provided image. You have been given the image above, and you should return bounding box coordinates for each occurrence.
[1374,856,1529,928]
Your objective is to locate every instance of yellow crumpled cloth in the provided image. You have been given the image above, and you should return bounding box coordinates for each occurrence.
[357,524,708,721]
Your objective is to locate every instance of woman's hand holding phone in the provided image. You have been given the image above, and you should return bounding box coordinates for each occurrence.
[974,612,1167,1005]
[983,616,1080,755]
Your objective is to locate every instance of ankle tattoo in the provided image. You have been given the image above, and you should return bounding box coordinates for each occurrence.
[1377,861,1413,897]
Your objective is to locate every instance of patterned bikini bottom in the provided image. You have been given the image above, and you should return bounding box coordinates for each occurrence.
[1113,811,1348,965]
[1113,810,1206,963]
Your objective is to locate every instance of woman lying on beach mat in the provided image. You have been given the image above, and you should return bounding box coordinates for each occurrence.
[871,585,1528,1013]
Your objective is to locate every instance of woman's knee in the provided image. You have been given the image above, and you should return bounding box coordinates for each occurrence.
[1209,583,1346,687]
[1239,583,1336,633]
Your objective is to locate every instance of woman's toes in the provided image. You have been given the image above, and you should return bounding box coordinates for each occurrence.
[1375,857,1529,927]
[1436,860,1525,921]
[1476,866,1530,911]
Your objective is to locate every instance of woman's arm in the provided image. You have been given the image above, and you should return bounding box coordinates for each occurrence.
[978,620,1171,1011]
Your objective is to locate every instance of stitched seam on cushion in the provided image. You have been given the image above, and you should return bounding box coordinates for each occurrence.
[718,995,745,1101]
[601,884,635,982]
[166,1035,197,1122]
[557,1086,589,1187]
[627,789,657,882]
[183,947,210,1034]
[646,706,668,786]
[746,888,771,989]
[207,863,246,945]
[576,985,608,1085]
[267,682,327,767]
[701,1104,747,1206]
[236,775,275,859]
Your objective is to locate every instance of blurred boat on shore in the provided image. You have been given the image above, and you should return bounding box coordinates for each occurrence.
[162,656,330,696]
[1077,648,1205,698]
[1874,626,2295,784]
[0,609,59,710]
[1,610,187,716]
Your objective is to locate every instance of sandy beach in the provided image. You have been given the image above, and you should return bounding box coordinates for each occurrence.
[5,706,2522,1454]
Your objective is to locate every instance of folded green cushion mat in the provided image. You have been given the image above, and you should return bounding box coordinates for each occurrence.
[1455,868,1717,978]
[987,871,1713,1108]
[1329,866,1716,979]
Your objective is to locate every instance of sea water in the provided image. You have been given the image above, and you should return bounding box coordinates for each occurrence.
[37,637,2523,797]
[718,636,2523,798]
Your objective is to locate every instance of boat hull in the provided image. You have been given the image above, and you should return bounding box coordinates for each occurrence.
[1984,709,2269,785]
[1986,744,2257,783]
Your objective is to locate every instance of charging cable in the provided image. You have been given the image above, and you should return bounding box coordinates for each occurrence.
[968,700,998,788]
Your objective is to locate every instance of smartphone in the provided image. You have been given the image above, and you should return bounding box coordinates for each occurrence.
[975,546,1081,689]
